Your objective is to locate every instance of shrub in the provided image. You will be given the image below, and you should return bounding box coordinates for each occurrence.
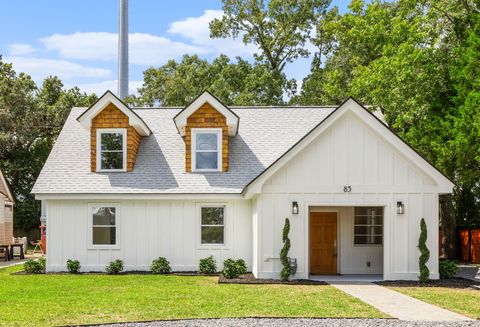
[236,259,247,275]
[199,256,217,274]
[150,257,171,274]
[38,257,46,271]
[280,218,292,281]
[439,260,458,279]
[222,258,247,279]
[24,259,46,274]
[106,259,124,275]
[66,259,81,274]
[418,218,430,283]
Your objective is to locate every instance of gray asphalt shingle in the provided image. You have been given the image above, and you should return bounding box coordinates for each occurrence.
[32,106,335,194]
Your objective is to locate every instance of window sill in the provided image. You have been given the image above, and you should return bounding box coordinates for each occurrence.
[88,245,120,250]
[197,244,228,250]
[96,169,127,173]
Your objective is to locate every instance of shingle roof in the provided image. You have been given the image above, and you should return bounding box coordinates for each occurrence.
[32,106,335,194]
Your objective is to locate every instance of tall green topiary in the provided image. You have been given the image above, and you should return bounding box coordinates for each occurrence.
[280,218,292,281]
[418,218,430,283]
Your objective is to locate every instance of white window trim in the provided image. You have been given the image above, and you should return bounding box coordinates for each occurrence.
[96,128,127,172]
[87,203,120,250]
[353,207,383,247]
[197,203,227,247]
[191,128,222,172]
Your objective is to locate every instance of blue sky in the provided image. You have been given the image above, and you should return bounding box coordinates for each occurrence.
[0,0,352,96]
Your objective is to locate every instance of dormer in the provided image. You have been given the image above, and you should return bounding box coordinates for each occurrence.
[174,91,239,173]
[77,91,151,172]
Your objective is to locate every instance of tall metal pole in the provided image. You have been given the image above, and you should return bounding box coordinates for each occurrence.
[118,0,129,99]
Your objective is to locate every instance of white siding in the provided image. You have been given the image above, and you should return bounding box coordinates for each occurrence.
[257,113,441,280]
[46,199,252,272]
[0,196,4,244]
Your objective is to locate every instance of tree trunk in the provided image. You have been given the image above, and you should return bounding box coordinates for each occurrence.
[439,194,457,259]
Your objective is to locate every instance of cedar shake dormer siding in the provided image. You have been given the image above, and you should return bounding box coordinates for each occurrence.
[90,104,142,172]
[185,103,229,172]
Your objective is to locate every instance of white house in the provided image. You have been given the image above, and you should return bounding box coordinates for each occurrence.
[0,169,14,245]
[32,91,454,280]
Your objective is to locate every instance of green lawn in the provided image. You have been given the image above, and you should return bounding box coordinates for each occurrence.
[388,285,480,319]
[0,266,385,327]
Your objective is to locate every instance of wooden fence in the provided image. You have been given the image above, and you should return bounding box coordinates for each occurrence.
[458,229,480,263]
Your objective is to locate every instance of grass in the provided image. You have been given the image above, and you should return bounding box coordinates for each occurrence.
[0,265,385,327]
[388,285,480,319]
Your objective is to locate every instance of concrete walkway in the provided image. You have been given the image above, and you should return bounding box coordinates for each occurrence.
[0,253,43,269]
[0,258,29,269]
[456,263,480,282]
[329,281,472,321]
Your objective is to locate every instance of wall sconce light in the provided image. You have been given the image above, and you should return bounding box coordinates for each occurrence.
[292,201,299,215]
[397,201,405,215]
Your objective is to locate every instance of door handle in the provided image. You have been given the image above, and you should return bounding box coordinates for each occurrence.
[333,240,337,257]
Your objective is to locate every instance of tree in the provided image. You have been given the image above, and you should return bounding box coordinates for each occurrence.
[418,218,430,283]
[296,0,480,248]
[280,218,292,281]
[127,54,295,107]
[0,57,97,232]
[209,0,331,72]
[448,5,480,238]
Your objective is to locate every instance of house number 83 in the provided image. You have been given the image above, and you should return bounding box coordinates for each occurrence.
[343,185,352,192]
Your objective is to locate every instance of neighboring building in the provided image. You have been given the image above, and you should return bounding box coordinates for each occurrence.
[32,91,454,280]
[0,169,14,245]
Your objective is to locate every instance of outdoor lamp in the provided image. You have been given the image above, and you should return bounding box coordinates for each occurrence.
[292,201,299,215]
[397,201,405,214]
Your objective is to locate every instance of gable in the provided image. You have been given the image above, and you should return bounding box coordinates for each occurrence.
[0,170,13,203]
[77,91,150,136]
[264,112,437,191]
[174,91,239,136]
[90,103,142,172]
[244,98,454,196]
[185,102,229,172]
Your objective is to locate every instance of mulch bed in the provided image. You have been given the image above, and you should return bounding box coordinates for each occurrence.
[11,270,220,276]
[376,277,480,289]
[218,273,327,285]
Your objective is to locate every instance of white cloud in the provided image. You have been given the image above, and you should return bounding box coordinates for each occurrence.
[41,32,208,65]
[5,56,111,80]
[8,43,36,56]
[168,10,257,57]
[70,80,143,96]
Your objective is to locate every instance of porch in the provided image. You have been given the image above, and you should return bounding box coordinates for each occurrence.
[309,274,383,282]
[308,206,384,279]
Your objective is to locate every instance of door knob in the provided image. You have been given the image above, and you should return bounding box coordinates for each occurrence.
[333,240,337,257]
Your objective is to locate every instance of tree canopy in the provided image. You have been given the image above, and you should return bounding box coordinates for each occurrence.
[127,54,296,107]
[209,0,331,72]
[0,56,97,230]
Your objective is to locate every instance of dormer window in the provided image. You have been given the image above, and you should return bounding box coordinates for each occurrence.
[96,128,127,172]
[192,128,222,172]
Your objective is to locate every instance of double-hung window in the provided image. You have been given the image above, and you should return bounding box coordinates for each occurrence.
[97,128,126,172]
[90,204,119,247]
[191,128,222,172]
[354,207,383,245]
[200,206,225,245]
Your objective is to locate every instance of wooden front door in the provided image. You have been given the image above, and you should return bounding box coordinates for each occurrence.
[310,212,337,275]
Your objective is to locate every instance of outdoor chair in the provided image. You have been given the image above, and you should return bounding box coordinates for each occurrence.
[30,240,43,255]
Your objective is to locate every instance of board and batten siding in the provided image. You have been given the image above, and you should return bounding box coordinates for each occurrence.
[45,199,252,272]
[0,196,4,244]
[254,112,440,280]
